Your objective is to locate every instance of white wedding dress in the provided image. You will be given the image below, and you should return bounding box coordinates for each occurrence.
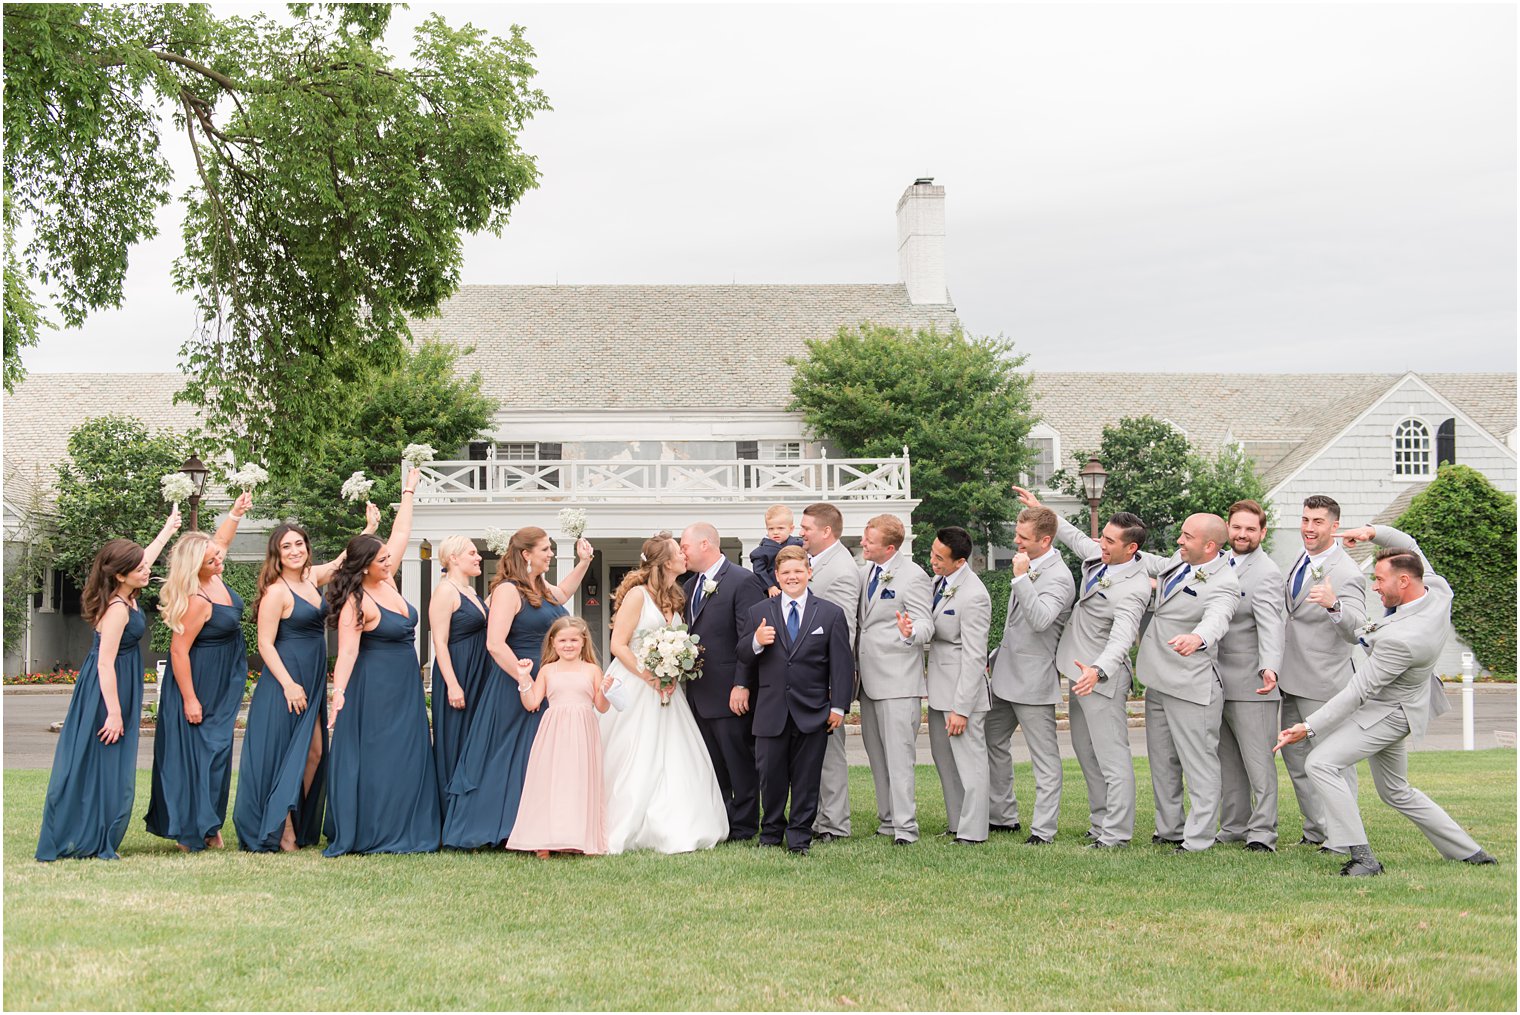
[599,587,729,854]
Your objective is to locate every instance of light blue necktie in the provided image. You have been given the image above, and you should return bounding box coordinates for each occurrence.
[1083,564,1108,593]
[1290,556,1310,599]
[1163,564,1192,598]
[787,599,800,642]
[867,564,882,600]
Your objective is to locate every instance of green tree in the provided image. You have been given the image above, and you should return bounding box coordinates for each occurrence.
[52,415,195,611]
[1395,464,1517,677]
[788,323,1037,561]
[3,3,547,475]
[259,340,496,556]
[1052,415,1269,554]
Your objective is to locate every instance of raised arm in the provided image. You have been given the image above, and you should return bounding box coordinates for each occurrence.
[547,538,595,604]
[382,467,418,577]
[311,502,380,587]
[211,492,252,551]
[1055,515,1102,563]
[141,507,183,570]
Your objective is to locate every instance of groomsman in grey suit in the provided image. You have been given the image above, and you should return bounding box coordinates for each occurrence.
[1019,488,1151,848]
[857,513,934,845]
[923,527,992,845]
[1214,499,1286,852]
[986,504,1075,845]
[800,502,861,841]
[1276,525,1495,875]
[1133,513,1241,853]
[1277,495,1369,848]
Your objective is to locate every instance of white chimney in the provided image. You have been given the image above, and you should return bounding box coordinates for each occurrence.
[896,177,947,305]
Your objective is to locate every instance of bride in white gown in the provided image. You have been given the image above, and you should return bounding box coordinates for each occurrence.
[599,532,729,854]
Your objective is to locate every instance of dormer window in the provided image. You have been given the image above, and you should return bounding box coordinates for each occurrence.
[1393,418,1431,477]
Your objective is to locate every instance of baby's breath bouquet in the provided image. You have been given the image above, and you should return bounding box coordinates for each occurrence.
[160,472,194,508]
[227,462,269,494]
[401,443,437,471]
[483,527,511,555]
[340,471,374,503]
[558,507,588,541]
[637,621,703,706]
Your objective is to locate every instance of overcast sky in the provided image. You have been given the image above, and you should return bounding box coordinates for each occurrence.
[21,2,1518,376]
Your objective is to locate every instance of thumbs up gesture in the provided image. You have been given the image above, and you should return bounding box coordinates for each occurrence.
[755,617,776,646]
[1306,575,1337,611]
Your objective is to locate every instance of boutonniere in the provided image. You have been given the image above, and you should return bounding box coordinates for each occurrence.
[1309,565,1325,582]
[1193,569,1209,584]
[1027,569,1041,583]
[1096,577,1111,590]
[879,571,895,586]
[942,584,958,600]
[1360,620,1380,636]
[702,577,719,596]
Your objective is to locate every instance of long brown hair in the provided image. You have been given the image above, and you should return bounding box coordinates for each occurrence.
[81,539,145,626]
[488,526,555,608]
[612,531,686,619]
[256,523,311,610]
[325,534,384,629]
[540,616,598,667]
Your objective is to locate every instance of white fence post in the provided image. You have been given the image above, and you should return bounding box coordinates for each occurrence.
[1461,652,1475,751]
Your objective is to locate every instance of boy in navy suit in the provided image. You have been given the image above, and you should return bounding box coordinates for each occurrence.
[736,546,854,854]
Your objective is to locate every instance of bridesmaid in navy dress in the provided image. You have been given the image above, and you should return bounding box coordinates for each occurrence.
[442,525,594,848]
[144,493,252,851]
[323,468,440,856]
[37,510,181,861]
[428,534,489,823]
[234,504,379,851]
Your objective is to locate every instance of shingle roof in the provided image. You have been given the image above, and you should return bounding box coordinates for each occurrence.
[410,284,960,409]
[2,373,202,511]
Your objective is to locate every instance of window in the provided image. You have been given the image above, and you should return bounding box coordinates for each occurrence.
[1437,418,1456,467]
[496,442,538,461]
[1026,437,1056,488]
[1393,418,1431,477]
[759,440,803,460]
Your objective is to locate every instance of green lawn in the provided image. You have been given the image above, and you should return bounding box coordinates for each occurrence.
[4,752,1515,1011]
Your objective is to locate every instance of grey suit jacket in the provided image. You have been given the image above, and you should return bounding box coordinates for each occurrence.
[1307,526,1451,740]
[857,550,934,699]
[988,550,1076,706]
[808,541,861,645]
[1135,552,1241,706]
[1278,543,1370,700]
[1053,519,1150,699]
[925,569,992,716]
[1216,549,1286,701]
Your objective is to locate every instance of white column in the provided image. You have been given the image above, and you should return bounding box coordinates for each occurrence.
[738,538,762,571]
[556,542,579,617]
[402,537,425,658]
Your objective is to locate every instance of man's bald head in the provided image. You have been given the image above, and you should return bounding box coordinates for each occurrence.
[679,522,722,572]
[1177,513,1228,565]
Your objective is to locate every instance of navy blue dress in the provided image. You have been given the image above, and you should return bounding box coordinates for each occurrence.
[431,593,489,821]
[324,596,440,856]
[233,586,330,851]
[144,588,247,850]
[36,600,146,861]
[441,592,566,848]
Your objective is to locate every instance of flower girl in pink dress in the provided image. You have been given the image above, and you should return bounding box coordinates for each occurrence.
[507,617,611,857]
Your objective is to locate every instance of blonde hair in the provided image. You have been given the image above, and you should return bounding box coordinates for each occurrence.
[865,513,906,550]
[159,532,213,635]
[436,535,475,573]
[764,504,794,525]
[612,531,686,618]
[541,616,598,666]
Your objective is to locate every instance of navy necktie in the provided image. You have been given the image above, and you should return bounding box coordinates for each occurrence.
[868,564,881,599]
[1163,564,1192,597]
[1084,564,1108,593]
[690,576,705,618]
[1229,556,1237,568]
[1290,556,1310,599]
[787,599,800,642]
[1385,604,1397,617]
[933,578,945,608]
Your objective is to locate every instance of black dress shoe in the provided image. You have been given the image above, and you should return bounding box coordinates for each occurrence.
[814,832,841,843]
[1297,835,1324,847]
[1463,849,1498,865]
[1245,841,1276,853]
[1173,845,1203,854]
[788,845,810,856]
[893,837,912,846]
[757,839,784,849]
[1151,834,1182,846]
[1025,834,1053,846]
[989,823,1022,833]
[1339,857,1384,877]
[726,834,757,844]
[951,837,982,846]
[938,830,956,838]
[1085,840,1119,850]
[1082,830,1098,840]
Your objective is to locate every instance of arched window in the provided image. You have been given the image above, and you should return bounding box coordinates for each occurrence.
[1392,418,1431,477]
[1436,418,1456,467]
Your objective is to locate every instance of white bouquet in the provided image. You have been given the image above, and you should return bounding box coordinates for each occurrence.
[483,526,512,555]
[637,620,704,706]
[402,443,437,471]
[558,507,588,540]
[160,472,194,507]
[227,461,269,494]
[340,471,374,503]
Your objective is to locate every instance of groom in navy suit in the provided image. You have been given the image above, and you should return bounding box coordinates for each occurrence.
[681,523,769,841]
[736,546,854,854]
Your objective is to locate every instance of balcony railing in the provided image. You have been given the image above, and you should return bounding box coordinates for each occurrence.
[414,452,912,504]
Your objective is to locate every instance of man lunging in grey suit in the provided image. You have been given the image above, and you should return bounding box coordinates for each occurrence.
[923,527,992,845]
[857,513,934,845]
[1278,495,1368,849]
[801,502,861,842]
[1133,513,1241,853]
[1019,487,1150,849]
[986,504,1075,845]
[1215,499,1286,852]
[1276,525,1496,875]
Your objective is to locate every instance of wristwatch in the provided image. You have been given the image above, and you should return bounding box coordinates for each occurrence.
[1303,722,1316,739]
[1095,666,1109,683]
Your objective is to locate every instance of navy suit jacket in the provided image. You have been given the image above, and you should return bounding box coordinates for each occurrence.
[683,559,768,720]
[737,594,854,738]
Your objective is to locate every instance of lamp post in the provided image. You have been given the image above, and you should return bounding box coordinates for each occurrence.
[1079,457,1108,540]
[178,454,210,531]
